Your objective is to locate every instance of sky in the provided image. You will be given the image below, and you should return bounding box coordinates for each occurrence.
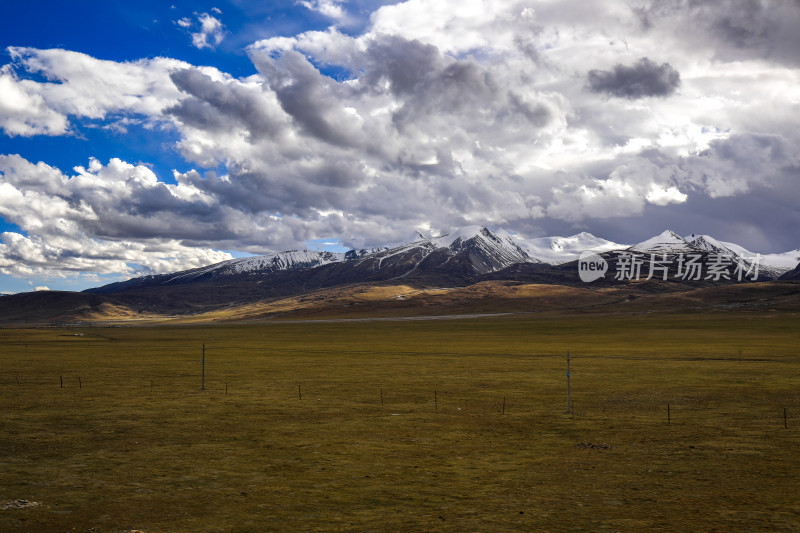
[1,0,799,293]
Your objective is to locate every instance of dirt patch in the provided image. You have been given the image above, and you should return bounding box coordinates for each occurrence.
[0,499,40,510]
[575,442,612,450]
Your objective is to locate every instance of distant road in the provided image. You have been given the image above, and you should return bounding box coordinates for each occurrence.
[260,312,516,324]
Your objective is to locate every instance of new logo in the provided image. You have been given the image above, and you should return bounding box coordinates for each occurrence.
[578,251,608,282]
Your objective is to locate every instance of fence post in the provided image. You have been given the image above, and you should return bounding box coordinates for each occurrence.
[565,351,571,414]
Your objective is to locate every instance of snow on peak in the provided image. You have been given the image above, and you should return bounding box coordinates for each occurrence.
[629,230,694,253]
[432,225,491,248]
[685,234,748,258]
[162,227,798,283]
[210,249,344,276]
[759,249,800,270]
[344,246,389,260]
[681,233,797,272]
[514,232,627,265]
[438,226,528,253]
[429,226,533,269]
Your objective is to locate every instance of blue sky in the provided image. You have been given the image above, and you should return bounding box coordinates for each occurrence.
[1,0,799,293]
[0,0,360,292]
[0,1,343,189]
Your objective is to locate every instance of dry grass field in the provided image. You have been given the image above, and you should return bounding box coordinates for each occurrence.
[1,310,799,531]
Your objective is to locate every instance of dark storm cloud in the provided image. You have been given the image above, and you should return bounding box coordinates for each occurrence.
[538,131,800,252]
[677,133,798,199]
[587,58,680,99]
[390,59,506,132]
[309,159,365,188]
[638,162,800,254]
[177,158,362,217]
[695,133,792,173]
[362,35,444,95]
[409,61,498,113]
[257,50,361,148]
[705,0,800,65]
[712,2,769,49]
[636,0,800,66]
[166,69,285,140]
[506,92,550,128]
[357,36,551,139]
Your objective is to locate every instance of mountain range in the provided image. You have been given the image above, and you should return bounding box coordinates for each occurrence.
[2,226,798,324]
[86,226,800,293]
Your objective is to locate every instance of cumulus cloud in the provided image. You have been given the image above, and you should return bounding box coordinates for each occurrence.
[678,133,799,198]
[636,0,800,67]
[174,10,226,50]
[297,0,346,19]
[646,184,687,206]
[588,58,681,99]
[0,47,191,136]
[0,68,69,136]
[192,12,226,50]
[0,155,232,279]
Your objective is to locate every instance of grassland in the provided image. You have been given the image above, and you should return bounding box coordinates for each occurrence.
[1,310,799,532]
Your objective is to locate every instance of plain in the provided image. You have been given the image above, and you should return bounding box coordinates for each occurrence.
[1,311,799,532]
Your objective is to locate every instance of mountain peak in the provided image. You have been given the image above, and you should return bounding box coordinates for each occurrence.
[686,234,730,254]
[629,230,694,253]
[514,232,626,264]
[432,225,492,248]
[428,226,533,272]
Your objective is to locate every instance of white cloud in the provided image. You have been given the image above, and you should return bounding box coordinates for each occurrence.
[646,184,687,206]
[0,68,69,136]
[297,0,346,20]
[1,47,190,135]
[0,155,233,280]
[547,176,646,222]
[190,13,226,50]
[368,0,522,55]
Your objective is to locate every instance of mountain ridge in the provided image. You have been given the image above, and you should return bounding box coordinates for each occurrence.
[1,226,796,325]
[86,226,798,297]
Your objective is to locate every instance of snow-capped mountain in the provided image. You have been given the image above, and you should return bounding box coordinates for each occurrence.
[432,226,535,270]
[760,249,800,270]
[89,250,347,294]
[87,226,538,294]
[624,231,798,272]
[629,230,697,254]
[515,232,626,264]
[166,250,345,283]
[683,234,800,270]
[342,225,536,280]
[86,226,798,297]
[685,234,749,257]
[621,231,794,278]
